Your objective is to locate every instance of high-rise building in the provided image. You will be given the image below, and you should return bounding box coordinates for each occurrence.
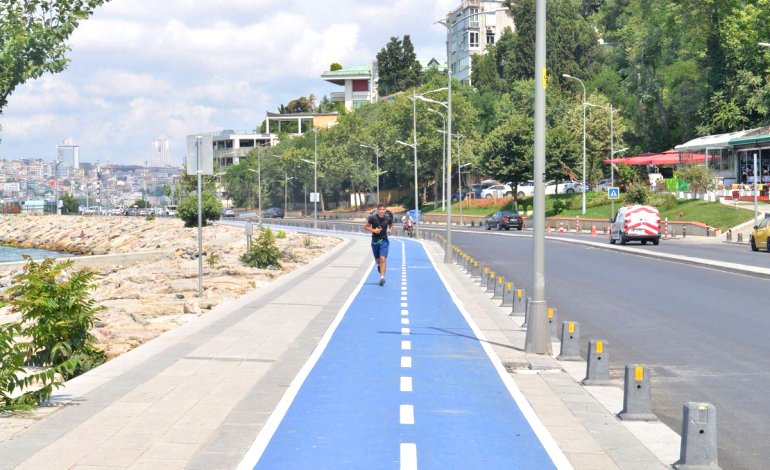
[446,1,515,85]
[149,139,171,168]
[56,140,80,169]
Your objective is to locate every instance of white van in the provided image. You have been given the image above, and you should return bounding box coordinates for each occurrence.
[609,205,661,245]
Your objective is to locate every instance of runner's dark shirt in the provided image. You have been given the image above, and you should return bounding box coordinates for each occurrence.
[367,214,391,241]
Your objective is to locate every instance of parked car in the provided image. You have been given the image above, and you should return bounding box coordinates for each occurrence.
[485,210,524,231]
[263,207,285,218]
[595,179,612,192]
[480,184,513,198]
[466,181,495,199]
[165,205,178,216]
[750,214,770,252]
[222,208,236,217]
[546,180,584,194]
[609,205,661,245]
[514,180,535,198]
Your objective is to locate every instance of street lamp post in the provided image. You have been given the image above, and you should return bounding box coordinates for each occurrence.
[586,102,621,217]
[359,144,382,203]
[395,139,419,237]
[563,74,587,215]
[271,154,293,216]
[426,109,446,211]
[459,162,471,225]
[437,4,507,263]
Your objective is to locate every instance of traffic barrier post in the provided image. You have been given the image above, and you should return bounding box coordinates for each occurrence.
[576,216,581,234]
[618,364,657,421]
[511,289,526,316]
[547,307,557,337]
[591,224,597,236]
[501,282,514,307]
[557,321,581,361]
[674,402,719,470]
[480,267,489,286]
[582,340,612,386]
[559,222,565,234]
[486,271,496,293]
[493,276,504,300]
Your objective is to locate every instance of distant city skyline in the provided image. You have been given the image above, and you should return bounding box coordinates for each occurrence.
[0,0,458,165]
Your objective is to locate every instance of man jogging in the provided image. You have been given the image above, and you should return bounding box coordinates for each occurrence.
[365,204,393,286]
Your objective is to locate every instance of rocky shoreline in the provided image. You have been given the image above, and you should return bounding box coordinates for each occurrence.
[0,215,339,359]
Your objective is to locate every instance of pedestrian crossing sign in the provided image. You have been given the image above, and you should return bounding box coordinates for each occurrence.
[608,187,620,199]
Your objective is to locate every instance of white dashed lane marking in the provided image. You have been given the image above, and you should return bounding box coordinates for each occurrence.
[401,328,410,335]
[400,443,417,470]
[400,376,413,392]
[401,340,411,350]
[400,405,415,424]
[401,356,412,368]
[401,318,409,325]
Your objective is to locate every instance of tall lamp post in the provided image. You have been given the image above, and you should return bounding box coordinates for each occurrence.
[437,5,508,262]
[359,144,382,203]
[303,128,319,229]
[563,74,587,215]
[586,102,620,217]
[426,108,446,211]
[395,139,419,237]
[459,162,471,225]
[271,154,294,216]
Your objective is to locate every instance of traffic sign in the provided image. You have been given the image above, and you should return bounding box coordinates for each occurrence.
[608,187,620,199]
[408,209,421,222]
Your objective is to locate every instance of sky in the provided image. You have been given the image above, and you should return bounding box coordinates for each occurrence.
[0,0,457,166]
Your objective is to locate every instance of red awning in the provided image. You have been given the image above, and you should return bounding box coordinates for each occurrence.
[602,149,705,166]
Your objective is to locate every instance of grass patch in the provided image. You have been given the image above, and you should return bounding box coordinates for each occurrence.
[424,193,754,231]
[552,195,753,231]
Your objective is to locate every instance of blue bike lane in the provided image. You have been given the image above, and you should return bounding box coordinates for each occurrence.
[239,238,569,469]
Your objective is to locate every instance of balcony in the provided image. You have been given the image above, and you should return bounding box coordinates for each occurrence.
[330,92,346,102]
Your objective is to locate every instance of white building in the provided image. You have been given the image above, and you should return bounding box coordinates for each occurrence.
[445,0,515,84]
[210,130,278,168]
[320,63,378,111]
[56,140,80,169]
[149,139,171,168]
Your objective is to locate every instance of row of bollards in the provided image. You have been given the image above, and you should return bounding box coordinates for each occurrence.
[440,239,721,470]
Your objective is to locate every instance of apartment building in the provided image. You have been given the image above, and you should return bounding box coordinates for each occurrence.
[445,0,514,84]
[320,63,378,111]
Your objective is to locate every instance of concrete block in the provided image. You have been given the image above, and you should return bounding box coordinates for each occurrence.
[501,281,514,307]
[511,289,526,316]
[557,321,581,361]
[493,276,504,299]
[674,402,720,469]
[582,340,612,385]
[618,364,657,421]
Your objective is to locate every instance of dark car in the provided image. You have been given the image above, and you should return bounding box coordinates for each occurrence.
[263,207,284,218]
[466,181,495,199]
[485,210,523,231]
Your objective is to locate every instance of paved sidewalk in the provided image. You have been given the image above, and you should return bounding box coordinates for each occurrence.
[0,232,681,469]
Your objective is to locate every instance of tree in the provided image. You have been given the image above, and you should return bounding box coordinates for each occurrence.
[60,193,78,214]
[471,48,503,94]
[177,190,222,227]
[376,35,422,96]
[330,62,342,71]
[478,113,535,191]
[0,0,111,112]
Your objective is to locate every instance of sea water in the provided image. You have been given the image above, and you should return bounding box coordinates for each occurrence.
[0,245,72,263]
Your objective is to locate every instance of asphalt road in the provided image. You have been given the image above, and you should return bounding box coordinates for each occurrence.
[447,231,769,470]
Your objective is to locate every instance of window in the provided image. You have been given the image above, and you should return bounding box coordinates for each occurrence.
[469,31,479,48]
[468,7,479,27]
[487,31,495,45]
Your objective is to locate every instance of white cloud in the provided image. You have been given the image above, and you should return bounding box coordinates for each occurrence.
[0,0,458,163]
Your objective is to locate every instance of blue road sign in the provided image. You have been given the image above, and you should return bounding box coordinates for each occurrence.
[243,239,565,469]
[408,209,421,222]
[608,187,620,199]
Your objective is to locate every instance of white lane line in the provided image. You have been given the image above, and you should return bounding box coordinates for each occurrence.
[236,259,372,470]
[400,296,407,301]
[400,376,413,392]
[400,404,415,424]
[401,327,410,335]
[401,340,411,350]
[401,318,409,325]
[401,309,409,316]
[400,302,408,307]
[401,356,412,368]
[419,239,572,470]
[400,443,417,470]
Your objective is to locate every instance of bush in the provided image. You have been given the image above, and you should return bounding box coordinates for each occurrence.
[177,191,223,228]
[551,198,567,215]
[650,192,677,210]
[624,183,650,205]
[276,229,287,239]
[241,227,282,269]
[145,212,156,221]
[9,257,105,379]
[676,164,716,193]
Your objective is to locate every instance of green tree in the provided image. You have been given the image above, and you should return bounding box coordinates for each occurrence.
[60,192,78,214]
[471,47,503,94]
[177,190,222,227]
[132,198,150,209]
[0,0,110,112]
[330,62,342,71]
[376,35,422,96]
[478,113,535,191]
